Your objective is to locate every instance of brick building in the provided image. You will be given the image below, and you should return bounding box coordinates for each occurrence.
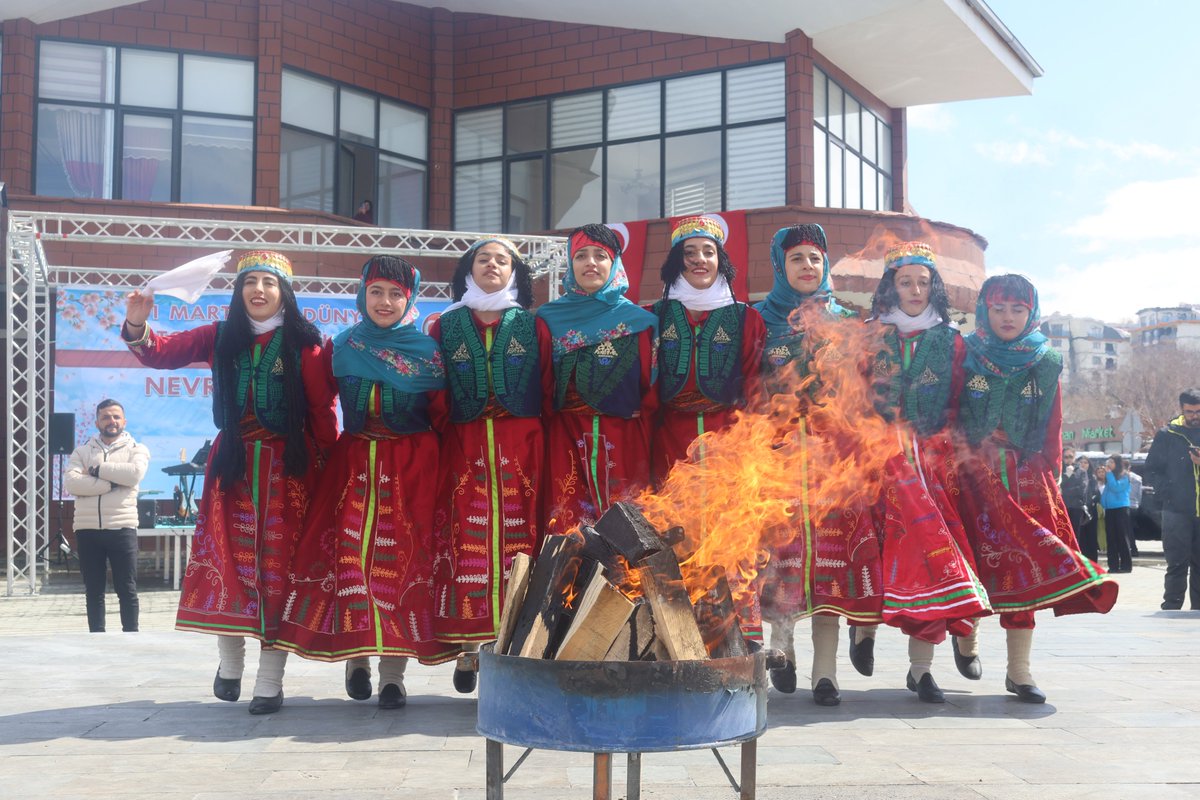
[1,0,1040,304]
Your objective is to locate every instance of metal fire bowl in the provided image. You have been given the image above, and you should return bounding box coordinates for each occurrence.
[476,643,775,753]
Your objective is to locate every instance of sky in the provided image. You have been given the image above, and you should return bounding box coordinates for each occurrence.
[905,0,1200,324]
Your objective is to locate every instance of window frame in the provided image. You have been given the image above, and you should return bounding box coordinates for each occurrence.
[812,66,894,212]
[33,37,257,205]
[452,59,787,233]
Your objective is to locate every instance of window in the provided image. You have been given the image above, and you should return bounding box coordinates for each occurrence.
[453,62,786,233]
[35,40,254,204]
[281,69,429,227]
[812,67,893,211]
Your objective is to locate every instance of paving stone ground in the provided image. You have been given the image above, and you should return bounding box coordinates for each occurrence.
[2,541,1198,799]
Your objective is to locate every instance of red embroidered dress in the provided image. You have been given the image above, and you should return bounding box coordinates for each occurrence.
[872,326,990,641]
[274,376,458,664]
[125,322,338,641]
[429,310,554,642]
[956,352,1118,627]
[544,330,658,536]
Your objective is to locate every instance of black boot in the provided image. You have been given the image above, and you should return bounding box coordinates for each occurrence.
[770,660,797,694]
[951,635,982,680]
[847,626,874,676]
[906,671,945,703]
[811,678,841,706]
[346,666,372,701]
[248,691,284,715]
[213,670,241,702]
[1005,676,1046,704]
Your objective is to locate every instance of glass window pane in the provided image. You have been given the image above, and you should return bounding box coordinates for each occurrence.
[878,119,892,174]
[121,115,172,202]
[845,154,861,209]
[665,73,721,133]
[280,127,334,211]
[829,143,843,208]
[551,147,602,229]
[456,108,502,161]
[845,97,861,152]
[862,110,877,164]
[183,55,253,115]
[551,93,602,148]
[36,104,114,198]
[181,116,252,204]
[862,166,878,211]
[506,101,547,155]
[813,69,827,129]
[607,83,660,140]
[507,158,544,232]
[664,131,721,215]
[727,123,784,210]
[454,161,503,231]
[378,154,425,228]
[39,41,115,103]
[813,127,827,208]
[827,81,844,141]
[337,141,376,219]
[880,173,892,211]
[339,88,375,143]
[120,49,177,109]
[282,71,335,135]
[380,101,426,160]
[606,140,660,222]
[726,62,784,124]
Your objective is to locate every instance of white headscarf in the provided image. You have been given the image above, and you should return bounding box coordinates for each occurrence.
[442,273,522,315]
[877,305,950,335]
[250,311,285,336]
[668,275,735,313]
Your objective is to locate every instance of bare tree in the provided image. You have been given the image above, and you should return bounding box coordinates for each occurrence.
[1088,347,1200,435]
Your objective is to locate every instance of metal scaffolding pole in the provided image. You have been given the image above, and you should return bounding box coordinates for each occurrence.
[4,210,567,595]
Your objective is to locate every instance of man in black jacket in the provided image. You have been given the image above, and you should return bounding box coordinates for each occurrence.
[1144,389,1200,610]
[1060,446,1094,558]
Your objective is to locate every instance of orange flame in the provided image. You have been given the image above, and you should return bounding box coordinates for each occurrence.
[635,301,900,614]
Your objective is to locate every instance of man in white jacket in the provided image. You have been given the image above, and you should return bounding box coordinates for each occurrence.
[65,400,151,632]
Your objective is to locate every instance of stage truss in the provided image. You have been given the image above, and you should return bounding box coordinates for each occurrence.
[4,209,567,595]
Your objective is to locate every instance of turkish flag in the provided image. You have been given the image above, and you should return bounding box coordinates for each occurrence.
[667,210,750,302]
[606,220,649,303]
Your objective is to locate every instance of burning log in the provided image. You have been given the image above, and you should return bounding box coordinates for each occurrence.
[506,534,584,658]
[555,568,635,661]
[691,566,749,659]
[634,548,709,661]
[492,552,533,655]
[592,502,666,563]
[603,600,656,661]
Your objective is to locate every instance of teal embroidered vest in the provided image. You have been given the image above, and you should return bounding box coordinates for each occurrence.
[654,300,745,406]
[338,375,432,435]
[875,325,958,437]
[211,323,291,435]
[554,334,642,418]
[959,349,1063,453]
[440,307,541,423]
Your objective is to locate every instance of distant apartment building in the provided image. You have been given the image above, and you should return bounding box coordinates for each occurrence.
[1128,306,1200,351]
[1041,314,1131,388]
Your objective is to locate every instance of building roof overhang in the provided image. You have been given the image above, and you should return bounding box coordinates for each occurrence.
[5,0,1040,107]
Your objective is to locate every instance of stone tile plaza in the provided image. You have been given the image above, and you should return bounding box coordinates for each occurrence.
[3,545,1199,799]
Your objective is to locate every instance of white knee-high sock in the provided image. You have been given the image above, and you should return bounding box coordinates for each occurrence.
[957,622,981,658]
[252,648,288,698]
[378,656,408,688]
[908,637,934,681]
[811,614,840,689]
[852,624,878,644]
[345,656,371,678]
[1006,628,1036,686]
[769,620,796,666]
[217,635,246,680]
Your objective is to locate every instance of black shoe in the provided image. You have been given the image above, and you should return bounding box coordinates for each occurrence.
[770,661,797,694]
[378,683,407,710]
[213,670,242,702]
[812,678,841,706]
[345,667,372,701]
[1004,676,1046,704]
[847,627,874,677]
[951,635,982,680]
[1162,602,1183,610]
[452,666,477,694]
[906,671,945,704]
[248,691,284,715]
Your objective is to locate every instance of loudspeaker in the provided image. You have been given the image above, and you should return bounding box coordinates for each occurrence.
[137,499,157,529]
[50,412,75,455]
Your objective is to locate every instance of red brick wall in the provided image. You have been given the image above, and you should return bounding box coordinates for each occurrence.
[450,15,787,107]
[1,19,37,194]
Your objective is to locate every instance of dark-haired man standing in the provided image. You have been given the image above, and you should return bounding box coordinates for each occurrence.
[65,400,150,632]
[1144,389,1200,610]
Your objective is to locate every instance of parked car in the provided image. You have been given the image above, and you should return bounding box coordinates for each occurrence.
[1127,454,1162,540]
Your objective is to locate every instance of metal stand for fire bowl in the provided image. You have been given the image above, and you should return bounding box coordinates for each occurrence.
[469,643,782,800]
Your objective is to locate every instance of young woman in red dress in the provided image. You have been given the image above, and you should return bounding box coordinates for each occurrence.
[123,251,338,714]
